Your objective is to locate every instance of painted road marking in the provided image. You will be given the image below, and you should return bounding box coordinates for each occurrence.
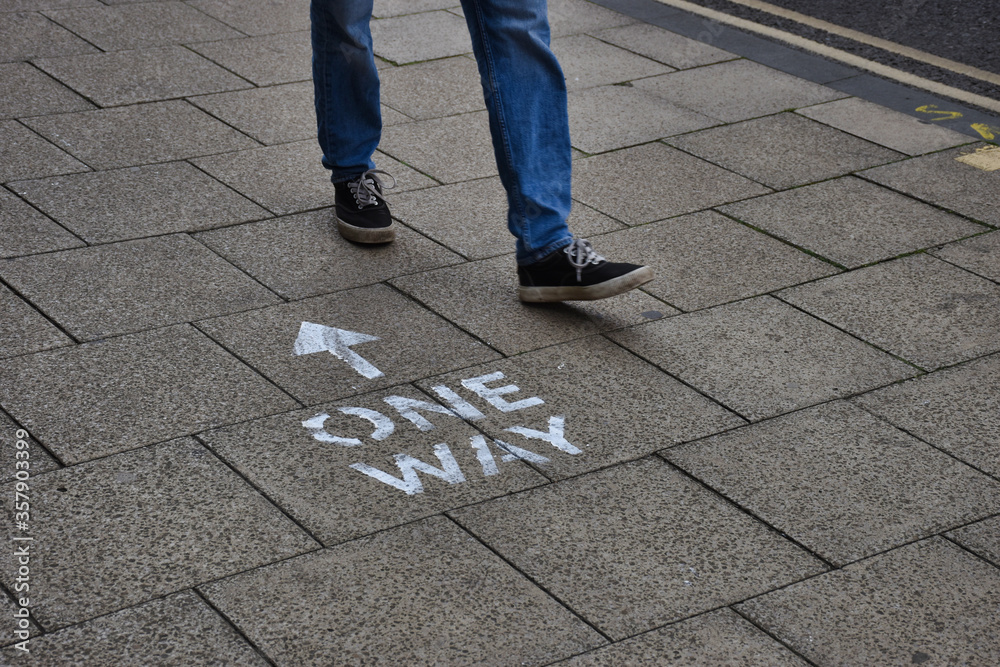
[293,321,383,379]
[956,146,1000,171]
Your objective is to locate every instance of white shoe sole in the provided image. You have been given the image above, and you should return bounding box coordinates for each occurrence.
[337,217,396,244]
[518,266,654,302]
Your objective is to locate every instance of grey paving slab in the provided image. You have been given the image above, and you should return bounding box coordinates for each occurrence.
[196,284,501,405]
[0,591,269,666]
[797,97,973,156]
[201,386,548,545]
[201,516,603,666]
[591,22,737,70]
[24,100,259,170]
[189,81,316,145]
[854,353,1000,477]
[553,34,673,91]
[572,142,771,225]
[379,110,495,184]
[779,254,1000,370]
[0,409,60,483]
[568,84,717,154]
[188,0,309,36]
[0,283,72,359]
[0,186,83,257]
[668,113,904,190]
[393,256,673,355]
[719,176,985,268]
[947,515,1000,567]
[387,176,622,260]
[0,120,89,183]
[195,209,461,300]
[611,296,916,421]
[187,31,312,87]
[370,11,472,64]
[417,337,744,479]
[1,0,100,10]
[43,2,242,51]
[0,11,99,62]
[861,144,1000,226]
[932,231,1000,282]
[0,63,93,120]
[377,56,484,121]
[11,161,269,243]
[373,0,458,18]
[633,59,845,123]
[0,438,318,630]
[560,608,808,666]
[666,401,1000,566]
[0,324,298,463]
[453,458,824,640]
[547,0,636,37]
[592,211,835,310]
[737,538,1000,667]
[35,46,251,107]
[0,234,281,340]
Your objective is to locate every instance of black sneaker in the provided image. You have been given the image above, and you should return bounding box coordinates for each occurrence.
[518,238,654,302]
[334,169,396,244]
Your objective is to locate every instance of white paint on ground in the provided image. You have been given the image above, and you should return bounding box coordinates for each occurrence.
[338,407,395,441]
[293,321,384,379]
[429,385,486,420]
[505,416,581,455]
[493,438,551,464]
[350,443,466,495]
[383,395,460,431]
[461,372,544,413]
[469,435,501,476]
[302,413,363,447]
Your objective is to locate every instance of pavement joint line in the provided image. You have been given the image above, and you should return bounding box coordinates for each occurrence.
[851,172,998,231]
[191,587,280,667]
[728,603,822,666]
[0,273,82,345]
[712,207,850,271]
[178,41,258,89]
[186,230,291,303]
[931,254,1000,288]
[0,183,88,254]
[35,10,107,56]
[942,531,1000,571]
[0,405,67,469]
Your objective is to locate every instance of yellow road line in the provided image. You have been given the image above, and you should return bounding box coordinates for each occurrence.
[651,0,1000,114]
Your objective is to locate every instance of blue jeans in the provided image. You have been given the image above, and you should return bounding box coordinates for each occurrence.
[311,0,574,264]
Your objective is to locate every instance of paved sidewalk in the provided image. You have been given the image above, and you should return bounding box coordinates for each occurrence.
[2,0,1000,664]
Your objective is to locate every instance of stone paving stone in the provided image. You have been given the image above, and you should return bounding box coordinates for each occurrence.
[0,283,72,359]
[24,101,259,170]
[854,353,1000,477]
[861,143,1000,226]
[394,256,673,355]
[0,235,281,341]
[592,211,835,310]
[572,142,771,225]
[201,516,603,665]
[666,402,1000,566]
[718,177,985,268]
[201,386,548,545]
[11,161,269,243]
[591,22,737,70]
[668,113,904,190]
[0,325,298,463]
[194,208,461,300]
[387,176,622,259]
[379,111,495,184]
[0,186,83,257]
[377,56,484,121]
[737,538,1000,666]
[0,11,99,62]
[43,2,242,51]
[1,0,100,10]
[553,35,673,91]
[0,591,269,665]
[374,0,458,18]
[35,46,251,107]
[634,59,844,123]
[0,63,93,120]
[187,31,312,87]
[797,97,973,156]
[197,284,501,405]
[453,459,824,640]
[0,120,89,183]
[188,81,315,145]
[370,11,472,64]
[611,296,915,421]
[560,608,808,666]
[417,337,744,479]
[947,515,1000,567]
[547,0,635,37]
[188,0,309,36]
[779,254,1000,370]
[0,438,318,630]
[568,84,717,154]
[932,231,1000,282]
[0,408,60,483]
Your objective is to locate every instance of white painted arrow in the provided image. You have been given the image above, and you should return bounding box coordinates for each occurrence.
[293,321,384,379]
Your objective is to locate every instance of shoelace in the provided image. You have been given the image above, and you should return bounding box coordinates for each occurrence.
[563,238,606,282]
[349,169,396,208]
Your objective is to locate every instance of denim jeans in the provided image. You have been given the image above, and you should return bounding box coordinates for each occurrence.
[311,0,574,264]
